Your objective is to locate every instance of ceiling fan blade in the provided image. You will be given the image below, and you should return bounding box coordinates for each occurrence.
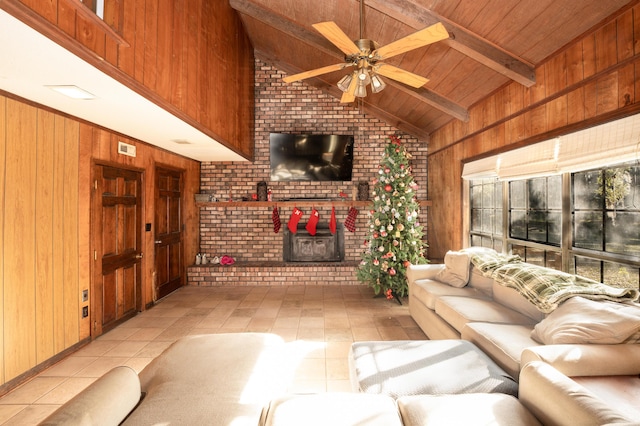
[373,22,449,60]
[340,72,358,103]
[283,63,350,83]
[313,21,360,55]
[375,63,429,88]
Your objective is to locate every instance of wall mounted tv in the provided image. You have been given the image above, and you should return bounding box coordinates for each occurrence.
[269,133,354,181]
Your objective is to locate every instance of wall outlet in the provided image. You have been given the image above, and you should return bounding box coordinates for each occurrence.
[82,306,88,318]
[82,289,88,302]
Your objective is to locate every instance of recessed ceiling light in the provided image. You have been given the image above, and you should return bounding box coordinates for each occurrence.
[172,139,192,145]
[46,85,96,100]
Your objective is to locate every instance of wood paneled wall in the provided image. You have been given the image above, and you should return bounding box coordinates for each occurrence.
[0,95,81,384]
[8,0,255,159]
[427,4,640,260]
[0,93,199,389]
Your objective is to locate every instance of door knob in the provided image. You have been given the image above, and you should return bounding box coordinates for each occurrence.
[155,240,162,244]
[136,253,144,259]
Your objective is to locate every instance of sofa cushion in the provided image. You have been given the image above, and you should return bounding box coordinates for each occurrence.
[492,281,545,322]
[531,296,640,344]
[398,394,541,426]
[435,250,470,287]
[259,393,402,426]
[461,323,540,380]
[435,296,537,334]
[122,333,287,426]
[40,366,141,426]
[411,279,488,310]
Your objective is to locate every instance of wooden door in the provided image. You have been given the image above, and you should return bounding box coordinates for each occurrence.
[93,165,142,335]
[155,167,184,299]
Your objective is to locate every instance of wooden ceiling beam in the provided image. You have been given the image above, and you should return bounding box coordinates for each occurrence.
[230,0,468,121]
[366,0,536,87]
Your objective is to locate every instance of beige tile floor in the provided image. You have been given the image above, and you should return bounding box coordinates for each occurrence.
[0,285,426,425]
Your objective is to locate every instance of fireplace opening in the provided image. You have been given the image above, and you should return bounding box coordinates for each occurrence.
[283,223,344,262]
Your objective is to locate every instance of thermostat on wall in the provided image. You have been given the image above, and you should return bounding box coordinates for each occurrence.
[118,141,137,157]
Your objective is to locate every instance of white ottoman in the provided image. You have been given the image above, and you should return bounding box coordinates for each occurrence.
[349,340,518,398]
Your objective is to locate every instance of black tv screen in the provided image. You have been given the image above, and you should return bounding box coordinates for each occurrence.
[270,133,354,181]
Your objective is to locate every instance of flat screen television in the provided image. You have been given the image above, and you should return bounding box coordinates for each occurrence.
[270,133,354,181]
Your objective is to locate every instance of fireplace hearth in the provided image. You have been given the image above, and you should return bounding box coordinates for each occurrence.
[283,223,344,262]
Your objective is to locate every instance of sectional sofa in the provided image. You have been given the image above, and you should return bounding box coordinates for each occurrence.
[41,332,639,425]
[407,247,640,379]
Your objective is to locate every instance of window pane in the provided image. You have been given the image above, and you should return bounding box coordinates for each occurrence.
[528,178,547,209]
[574,256,601,282]
[494,209,503,236]
[548,212,562,245]
[511,245,525,258]
[510,210,526,239]
[482,183,494,208]
[573,211,603,250]
[471,209,482,232]
[471,185,482,208]
[573,170,602,209]
[546,251,562,271]
[623,165,640,207]
[547,176,562,210]
[604,261,640,290]
[528,211,547,242]
[510,181,526,208]
[525,247,545,266]
[480,210,491,233]
[605,212,640,255]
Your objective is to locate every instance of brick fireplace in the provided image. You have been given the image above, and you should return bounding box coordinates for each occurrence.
[187,59,428,287]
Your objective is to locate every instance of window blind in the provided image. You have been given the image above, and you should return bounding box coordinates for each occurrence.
[462,114,640,180]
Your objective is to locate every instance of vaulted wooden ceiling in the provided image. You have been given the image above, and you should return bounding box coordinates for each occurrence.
[230,0,634,140]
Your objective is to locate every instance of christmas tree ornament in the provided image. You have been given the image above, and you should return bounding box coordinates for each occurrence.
[288,207,304,234]
[272,206,281,233]
[305,208,320,235]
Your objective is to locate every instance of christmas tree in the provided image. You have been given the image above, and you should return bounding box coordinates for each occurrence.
[357,135,428,300]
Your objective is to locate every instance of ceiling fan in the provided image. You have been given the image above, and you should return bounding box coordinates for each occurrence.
[282,1,449,103]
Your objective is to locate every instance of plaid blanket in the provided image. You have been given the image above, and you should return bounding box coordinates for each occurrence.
[470,251,522,276]
[492,262,640,313]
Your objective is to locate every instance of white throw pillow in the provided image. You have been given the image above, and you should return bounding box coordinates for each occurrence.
[531,297,640,344]
[435,251,470,288]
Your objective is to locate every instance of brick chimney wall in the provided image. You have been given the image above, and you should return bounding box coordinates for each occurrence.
[190,60,428,286]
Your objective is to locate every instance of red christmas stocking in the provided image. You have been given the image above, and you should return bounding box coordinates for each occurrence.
[345,206,358,232]
[329,206,337,234]
[288,207,304,234]
[272,206,281,233]
[306,208,320,235]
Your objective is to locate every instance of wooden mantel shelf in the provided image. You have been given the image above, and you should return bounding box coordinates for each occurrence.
[196,200,432,208]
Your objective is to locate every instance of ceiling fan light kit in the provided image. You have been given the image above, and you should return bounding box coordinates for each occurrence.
[281,1,449,103]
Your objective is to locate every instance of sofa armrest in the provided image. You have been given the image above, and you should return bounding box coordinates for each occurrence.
[406,264,445,283]
[521,344,640,377]
[40,366,141,426]
[519,361,634,426]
